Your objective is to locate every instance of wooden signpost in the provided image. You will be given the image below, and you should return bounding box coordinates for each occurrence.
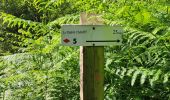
[61,13,123,100]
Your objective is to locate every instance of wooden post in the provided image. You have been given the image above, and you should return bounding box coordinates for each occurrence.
[80,13,104,100]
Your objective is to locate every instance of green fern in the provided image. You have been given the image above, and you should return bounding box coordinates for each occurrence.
[131,70,140,86]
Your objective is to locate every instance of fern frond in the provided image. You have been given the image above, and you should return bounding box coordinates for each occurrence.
[131,70,140,86]
[0,12,50,36]
[163,73,169,83]
[140,70,147,85]
[126,27,156,46]
[108,67,169,86]
[47,14,79,27]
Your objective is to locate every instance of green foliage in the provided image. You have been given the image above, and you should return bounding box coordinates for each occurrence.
[1,0,170,100]
[102,0,170,99]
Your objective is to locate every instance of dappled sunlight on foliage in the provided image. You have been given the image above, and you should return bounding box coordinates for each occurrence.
[0,0,170,99]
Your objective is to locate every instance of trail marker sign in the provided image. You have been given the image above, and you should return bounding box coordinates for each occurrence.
[61,25,123,46]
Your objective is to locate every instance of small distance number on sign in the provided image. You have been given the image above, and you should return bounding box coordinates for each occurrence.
[73,38,77,44]
[63,38,77,44]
